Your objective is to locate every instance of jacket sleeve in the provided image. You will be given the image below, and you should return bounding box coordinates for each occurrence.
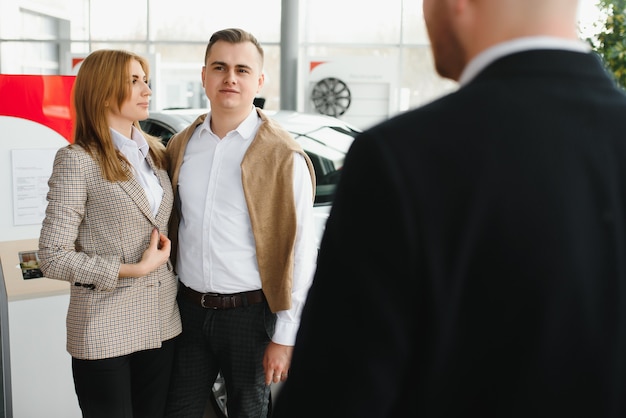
[38,146,121,291]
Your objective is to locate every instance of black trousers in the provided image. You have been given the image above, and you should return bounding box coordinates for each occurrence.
[72,338,176,418]
[165,294,276,418]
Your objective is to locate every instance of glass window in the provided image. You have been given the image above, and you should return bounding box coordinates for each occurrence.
[302,0,402,44]
[149,0,281,42]
[21,10,58,40]
[89,0,147,41]
[11,10,63,74]
[151,43,207,110]
[399,46,457,110]
[67,0,91,42]
[0,0,456,123]
[402,0,430,45]
[88,42,150,55]
[2,41,58,74]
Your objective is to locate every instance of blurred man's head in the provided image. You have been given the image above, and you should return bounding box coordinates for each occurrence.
[422,0,581,81]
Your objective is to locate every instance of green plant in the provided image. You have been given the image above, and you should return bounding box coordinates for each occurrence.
[589,0,626,88]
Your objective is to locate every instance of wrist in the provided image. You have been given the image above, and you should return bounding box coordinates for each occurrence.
[119,261,147,278]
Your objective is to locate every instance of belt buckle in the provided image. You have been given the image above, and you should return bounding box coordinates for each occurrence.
[201,292,219,309]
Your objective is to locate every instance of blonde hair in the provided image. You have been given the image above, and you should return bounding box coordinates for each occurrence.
[72,49,166,181]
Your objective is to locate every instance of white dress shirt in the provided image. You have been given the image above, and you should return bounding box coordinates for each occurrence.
[176,108,317,345]
[111,126,163,215]
[459,36,592,86]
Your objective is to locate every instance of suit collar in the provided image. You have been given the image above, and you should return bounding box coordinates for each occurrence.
[460,37,592,86]
[465,48,607,88]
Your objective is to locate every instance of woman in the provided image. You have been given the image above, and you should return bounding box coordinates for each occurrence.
[39,49,181,418]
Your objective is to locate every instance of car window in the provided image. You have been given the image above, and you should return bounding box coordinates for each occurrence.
[139,120,177,145]
[295,135,347,205]
[298,126,355,154]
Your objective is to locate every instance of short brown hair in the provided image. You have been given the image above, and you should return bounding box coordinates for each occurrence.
[204,28,264,69]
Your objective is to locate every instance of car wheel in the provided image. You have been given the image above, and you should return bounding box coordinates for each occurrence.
[209,374,228,417]
[310,77,352,117]
[208,373,273,418]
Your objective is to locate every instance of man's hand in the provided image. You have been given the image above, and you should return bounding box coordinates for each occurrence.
[263,341,293,385]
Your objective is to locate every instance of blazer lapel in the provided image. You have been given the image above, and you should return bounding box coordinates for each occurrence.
[147,154,173,226]
[118,162,157,224]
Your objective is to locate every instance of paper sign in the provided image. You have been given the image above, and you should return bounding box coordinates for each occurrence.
[11,148,57,226]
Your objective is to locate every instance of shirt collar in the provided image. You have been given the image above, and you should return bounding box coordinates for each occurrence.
[459,36,592,86]
[111,125,149,158]
[201,106,259,139]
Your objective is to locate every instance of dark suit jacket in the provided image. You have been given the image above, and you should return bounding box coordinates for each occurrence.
[273,50,626,417]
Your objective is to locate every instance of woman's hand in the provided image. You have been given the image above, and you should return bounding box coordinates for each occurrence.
[119,228,171,277]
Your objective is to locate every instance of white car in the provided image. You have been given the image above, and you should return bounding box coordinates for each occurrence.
[140,108,359,417]
[141,108,360,249]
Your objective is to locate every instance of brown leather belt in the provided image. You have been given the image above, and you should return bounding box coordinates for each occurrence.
[179,283,265,310]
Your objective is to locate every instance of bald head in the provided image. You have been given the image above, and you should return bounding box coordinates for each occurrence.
[423,0,581,81]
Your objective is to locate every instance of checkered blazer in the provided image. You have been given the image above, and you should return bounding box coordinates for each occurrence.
[39,144,182,360]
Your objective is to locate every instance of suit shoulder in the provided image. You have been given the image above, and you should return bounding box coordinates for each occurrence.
[55,143,94,164]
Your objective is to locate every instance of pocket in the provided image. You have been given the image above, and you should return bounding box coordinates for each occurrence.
[262,303,277,339]
[116,277,135,289]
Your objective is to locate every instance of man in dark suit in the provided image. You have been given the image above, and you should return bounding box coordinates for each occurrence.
[272,0,626,416]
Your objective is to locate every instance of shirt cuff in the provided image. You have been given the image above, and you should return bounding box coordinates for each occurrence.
[272,317,299,346]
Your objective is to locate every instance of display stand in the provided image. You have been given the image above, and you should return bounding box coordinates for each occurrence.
[0,111,80,417]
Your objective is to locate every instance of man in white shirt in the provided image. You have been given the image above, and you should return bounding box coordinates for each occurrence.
[164,28,317,418]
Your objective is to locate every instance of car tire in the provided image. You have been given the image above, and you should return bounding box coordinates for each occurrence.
[208,374,273,418]
[310,77,352,117]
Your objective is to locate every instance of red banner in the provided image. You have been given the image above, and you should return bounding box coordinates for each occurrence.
[0,74,75,142]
